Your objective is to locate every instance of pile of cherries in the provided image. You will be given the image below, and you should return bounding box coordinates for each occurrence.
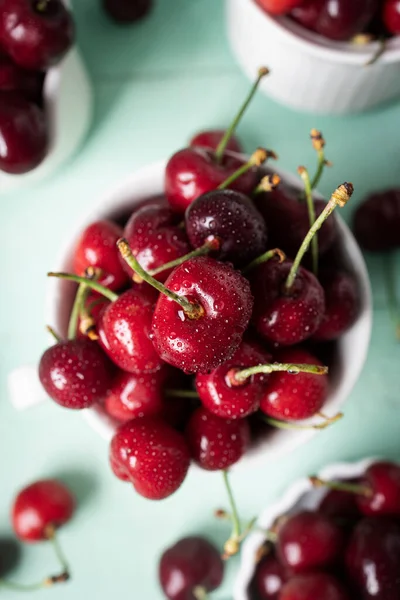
[39,69,360,504]
[0,0,75,175]
[248,459,400,600]
[256,0,400,41]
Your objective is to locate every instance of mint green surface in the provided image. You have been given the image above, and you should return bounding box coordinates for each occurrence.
[1,1,400,598]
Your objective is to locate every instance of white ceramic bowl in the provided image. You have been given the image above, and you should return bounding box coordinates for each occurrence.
[227,0,400,114]
[234,457,378,600]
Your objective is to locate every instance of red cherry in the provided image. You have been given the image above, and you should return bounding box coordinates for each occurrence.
[313,270,359,341]
[259,347,328,420]
[319,486,361,521]
[159,536,224,600]
[256,0,303,16]
[98,287,164,374]
[122,203,191,282]
[109,418,190,500]
[73,220,129,292]
[279,573,350,600]
[195,339,271,419]
[190,129,242,153]
[383,0,400,34]
[253,554,288,600]
[39,338,113,409]
[277,511,344,572]
[151,256,253,373]
[12,480,75,542]
[185,407,249,471]
[0,53,43,103]
[0,0,75,71]
[109,455,130,481]
[357,461,400,517]
[250,258,325,346]
[0,92,47,174]
[353,189,400,252]
[103,0,153,22]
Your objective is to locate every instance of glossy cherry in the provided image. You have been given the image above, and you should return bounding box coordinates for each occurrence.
[190,129,242,153]
[12,480,75,542]
[256,0,303,15]
[0,0,75,71]
[159,536,224,600]
[185,406,250,471]
[0,92,47,174]
[345,517,400,599]
[253,554,288,600]
[277,511,344,572]
[39,338,113,409]
[195,339,271,419]
[383,0,400,34]
[0,53,43,103]
[109,418,190,500]
[260,347,328,420]
[103,0,153,22]
[185,189,268,267]
[313,270,359,341]
[319,486,361,521]
[353,189,400,252]
[279,573,349,600]
[357,461,400,517]
[151,256,253,373]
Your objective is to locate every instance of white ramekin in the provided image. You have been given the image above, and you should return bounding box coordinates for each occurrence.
[227,0,400,114]
[9,160,372,467]
[234,457,378,600]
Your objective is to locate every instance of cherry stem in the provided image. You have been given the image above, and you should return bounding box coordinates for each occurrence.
[35,0,49,12]
[117,239,203,319]
[222,470,241,558]
[242,247,286,274]
[67,283,90,341]
[309,476,373,498]
[214,67,270,163]
[47,273,118,303]
[365,38,387,66]
[309,129,330,190]
[299,166,318,276]
[232,362,328,384]
[149,238,219,277]
[261,412,343,431]
[383,253,400,340]
[45,525,70,578]
[193,587,209,600]
[217,148,271,190]
[165,389,199,399]
[253,173,281,194]
[46,325,62,343]
[285,182,354,291]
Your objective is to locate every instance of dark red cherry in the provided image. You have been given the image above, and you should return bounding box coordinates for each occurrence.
[109,418,190,499]
[103,0,153,22]
[0,0,75,71]
[12,480,75,542]
[190,129,242,153]
[353,189,400,252]
[260,347,328,420]
[0,53,43,103]
[313,270,359,341]
[0,92,47,174]
[255,0,303,15]
[280,573,350,600]
[39,338,113,409]
[250,258,325,346]
[319,486,361,521]
[357,461,400,517]
[159,536,224,600]
[151,256,253,373]
[185,406,250,471]
[383,0,400,34]
[195,339,271,419]
[165,147,259,214]
[253,554,288,600]
[346,517,400,599]
[73,220,129,292]
[122,203,191,282]
[277,511,344,572]
[290,0,379,41]
[98,287,164,374]
[185,189,268,267]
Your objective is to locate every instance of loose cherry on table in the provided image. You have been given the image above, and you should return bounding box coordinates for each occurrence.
[279,573,350,600]
[103,0,153,23]
[353,189,400,252]
[159,536,224,600]
[383,0,400,34]
[0,0,75,71]
[253,553,288,600]
[190,129,242,154]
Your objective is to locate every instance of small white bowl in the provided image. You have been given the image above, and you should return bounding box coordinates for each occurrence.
[227,0,400,114]
[234,457,378,600]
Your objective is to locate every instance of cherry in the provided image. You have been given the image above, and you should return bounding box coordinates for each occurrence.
[0,0,75,71]
[253,554,288,600]
[383,0,400,34]
[319,486,361,521]
[279,573,350,600]
[357,461,400,517]
[345,517,400,599]
[195,339,271,419]
[39,338,113,409]
[190,129,242,154]
[12,480,75,542]
[185,189,268,267]
[159,536,224,600]
[276,511,344,572]
[0,53,43,103]
[103,0,153,23]
[312,270,359,341]
[109,418,190,499]
[256,0,303,16]
[185,407,250,470]
[122,203,191,282]
[259,347,328,420]
[353,189,400,252]
[73,220,129,292]
[0,92,47,174]
[151,256,253,373]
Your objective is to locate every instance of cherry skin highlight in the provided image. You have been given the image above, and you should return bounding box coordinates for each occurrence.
[383,0,400,34]
[190,129,242,153]
[253,554,288,600]
[357,461,400,517]
[279,573,350,600]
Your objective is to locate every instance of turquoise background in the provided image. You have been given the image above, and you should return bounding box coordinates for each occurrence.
[1,1,400,598]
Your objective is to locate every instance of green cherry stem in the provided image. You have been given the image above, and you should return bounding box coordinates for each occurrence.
[285,182,354,291]
[46,325,62,343]
[47,273,118,303]
[309,129,331,190]
[262,412,343,431]
[242,247,286,274]
[222,470,242,559]
[309,476,373,497]
[67,283,90,341]
[214,67,270,163]
[217,148,272,190]
[383,252,400,341]
[298,166,318,276]
[149,238,220,277]
[45,525,70,577]
[232,362,328,385]
[165,389,199,399]
[253,173,281,195]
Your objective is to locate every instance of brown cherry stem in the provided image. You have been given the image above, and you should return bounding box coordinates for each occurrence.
[221,470,242,559]
[383,252,400,341]
[365,38,387,66]
[309,476,373,498]
[232,362,328,385]
[309,129,331,190]
[165,389,199,399]
[149,238,220,278]
[253,173,281,195]
[262,412,343,431]
[285,182,354,291]
[242,247,286,274]
[117,238,204,319]
[217,148,273,190]
[47,273,118,303]
[214,67,270,163]
[298,166,318,276]
[46,325,62,343]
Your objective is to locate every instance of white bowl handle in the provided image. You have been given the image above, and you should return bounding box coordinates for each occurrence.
[8,365,47,410]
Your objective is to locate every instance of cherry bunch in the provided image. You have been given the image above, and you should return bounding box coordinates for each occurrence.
[0,0,75,175]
